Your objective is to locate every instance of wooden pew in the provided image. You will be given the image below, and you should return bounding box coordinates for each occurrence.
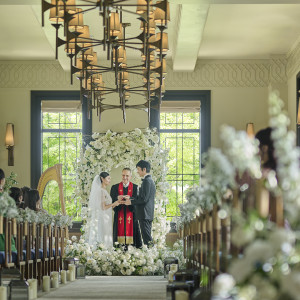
[182,178,285,290]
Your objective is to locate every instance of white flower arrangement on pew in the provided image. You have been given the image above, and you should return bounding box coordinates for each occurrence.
[64,236,185,276]
[179,129,261,226]
[75,127,169,247]
[53,212,73,227]
[0,193,72,227]
[15,207,72,227]
[0,192,19,218]
[212,91,300,300]
[269,91,300,225]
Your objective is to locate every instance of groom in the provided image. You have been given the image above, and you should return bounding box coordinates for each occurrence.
[124,160,156,246]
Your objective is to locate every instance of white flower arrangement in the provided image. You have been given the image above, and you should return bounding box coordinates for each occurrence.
[0,192,19,218]
[268,90,300,225]
[179,133,260,225]
[213,90,300,300]
[75,127,169,247]
[53,212,73,227]
[64,237,185,276]
[220,125,261,179]
[14,208,72,227]
[17,207,39,223]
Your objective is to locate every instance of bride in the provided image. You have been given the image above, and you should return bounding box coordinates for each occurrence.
[85,172,120,247]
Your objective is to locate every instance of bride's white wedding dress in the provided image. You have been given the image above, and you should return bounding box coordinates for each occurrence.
[85,175,113,248]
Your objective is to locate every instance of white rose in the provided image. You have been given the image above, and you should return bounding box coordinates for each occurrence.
[281,270,300,300]
[71,236,77,242]
[126,269,132,275]
[231,227,255,247]
[212,274,235,297]
[229,258,253,283]
[87,259,94,264]
[269,228,295,251]
[244,240,274,265]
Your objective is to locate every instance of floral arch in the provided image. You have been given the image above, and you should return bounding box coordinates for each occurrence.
[74,127,170,247]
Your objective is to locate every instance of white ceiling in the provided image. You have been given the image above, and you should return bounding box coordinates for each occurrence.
[199,4,300,59]
[1,1,300,71]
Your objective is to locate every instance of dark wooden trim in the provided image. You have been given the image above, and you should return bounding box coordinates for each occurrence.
[150,98,160,131]
[30,91,92,188]
[296,73,300,146]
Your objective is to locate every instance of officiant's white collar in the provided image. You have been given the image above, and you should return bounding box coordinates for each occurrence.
[123,182,129,188]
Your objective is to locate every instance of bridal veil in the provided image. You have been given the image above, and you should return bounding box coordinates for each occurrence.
[85,174,112,247]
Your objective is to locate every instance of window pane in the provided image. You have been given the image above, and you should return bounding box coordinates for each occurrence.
[160,112,199,130]
[42,112,82,130]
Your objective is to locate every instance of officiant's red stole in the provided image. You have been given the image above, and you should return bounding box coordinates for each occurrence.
[117,182,133,245]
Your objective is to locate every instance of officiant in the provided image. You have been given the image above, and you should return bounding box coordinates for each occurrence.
[110,168,142,248]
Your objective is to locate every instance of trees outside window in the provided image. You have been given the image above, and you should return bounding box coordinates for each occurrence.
[42,111,82,219]
[160,112,200,220]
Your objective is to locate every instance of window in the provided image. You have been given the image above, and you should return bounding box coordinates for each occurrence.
[31,91,92,220]
[42,101,82,218]
[150,91,211,220]
[160,111,200,218]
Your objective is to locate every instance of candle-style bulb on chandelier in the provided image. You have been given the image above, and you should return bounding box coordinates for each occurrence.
[41,0,170,123]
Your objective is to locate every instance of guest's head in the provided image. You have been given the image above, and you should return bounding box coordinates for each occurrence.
[99,172,111,186]
[255,127,276,171]
[25,189,40,211]
[0,168,5,191]
[136,160,151,177]
[122,168,132,185]
[36,194,42,211]
[21,186,31,209]
[9,187,23,208]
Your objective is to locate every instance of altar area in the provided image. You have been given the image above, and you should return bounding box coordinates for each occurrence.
[64,128,184,276]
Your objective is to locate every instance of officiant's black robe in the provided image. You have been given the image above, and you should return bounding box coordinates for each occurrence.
[110,183,142,248]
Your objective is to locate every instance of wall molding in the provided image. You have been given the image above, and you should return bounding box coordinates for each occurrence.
[0,58,288,89]
[287,39,300,77]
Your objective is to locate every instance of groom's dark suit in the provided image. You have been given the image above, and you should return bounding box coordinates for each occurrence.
[130,175,156,246]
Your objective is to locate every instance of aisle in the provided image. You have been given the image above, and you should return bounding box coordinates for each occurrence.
[38,276,167,300]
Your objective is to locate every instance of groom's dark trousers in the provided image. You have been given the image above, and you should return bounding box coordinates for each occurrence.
[131,175,156,246]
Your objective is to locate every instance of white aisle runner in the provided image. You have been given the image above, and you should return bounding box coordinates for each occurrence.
[38,276,167,300]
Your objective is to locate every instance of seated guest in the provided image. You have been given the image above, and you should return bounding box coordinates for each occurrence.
[255,127,289,227]
[35,194,46,213]
[0,168,17,252]
[25,189,40,211]
[255,127,276,173]
[21,186,31,209]
[0,168,5,193]
[9,187,24,208]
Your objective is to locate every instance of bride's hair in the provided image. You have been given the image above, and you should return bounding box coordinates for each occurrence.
[99,172,110,182]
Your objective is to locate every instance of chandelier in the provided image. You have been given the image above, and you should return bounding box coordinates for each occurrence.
[41,0,170,123]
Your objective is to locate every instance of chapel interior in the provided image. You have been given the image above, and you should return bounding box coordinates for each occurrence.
[1,0,300,299]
